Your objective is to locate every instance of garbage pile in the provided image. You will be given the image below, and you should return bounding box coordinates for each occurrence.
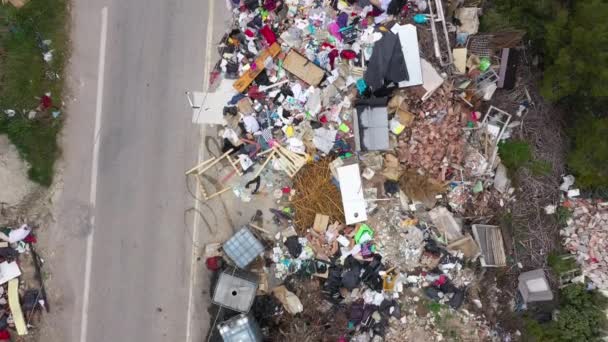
[198,0,532,341]
[560,198,608,290]
[0,224,47,339]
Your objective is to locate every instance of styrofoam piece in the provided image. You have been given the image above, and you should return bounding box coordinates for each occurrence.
[337,164,367,225]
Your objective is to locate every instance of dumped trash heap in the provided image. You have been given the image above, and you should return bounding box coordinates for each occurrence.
[196,1,534,341]
[561,198,608,290]
[0,223,47,339]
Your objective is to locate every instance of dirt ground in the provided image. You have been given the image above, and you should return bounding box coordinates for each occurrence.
[0,135,39,208]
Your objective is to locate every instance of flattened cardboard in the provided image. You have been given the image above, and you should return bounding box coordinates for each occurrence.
[313,214,330,233]
[283,50,325,86]
[392,24,423,88]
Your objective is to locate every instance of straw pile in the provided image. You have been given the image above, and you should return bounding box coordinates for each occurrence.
[291,159,344,233]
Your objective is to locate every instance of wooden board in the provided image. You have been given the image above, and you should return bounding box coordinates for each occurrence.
[233,42,281,93]
[9,278,28,335]
[283,49,325,86]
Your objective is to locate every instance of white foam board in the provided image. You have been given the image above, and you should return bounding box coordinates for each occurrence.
[337,164,367,225]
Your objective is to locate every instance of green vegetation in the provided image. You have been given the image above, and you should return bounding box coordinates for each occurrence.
[0,0,68,186]
[547,252,577,275]
[524,285,608,341]
[497,140,551,176]
[567,115,608,190]
[541,0,608,103]
[555,206,572,226]
[480,0,556,47]
[427,301,443,316]
[483,0,608,190]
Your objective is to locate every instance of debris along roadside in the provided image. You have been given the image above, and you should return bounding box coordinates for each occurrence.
[196,1,540,341]
[0,222,48,340]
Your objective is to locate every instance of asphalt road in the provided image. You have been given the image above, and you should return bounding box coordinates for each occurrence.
[43,1,230,341]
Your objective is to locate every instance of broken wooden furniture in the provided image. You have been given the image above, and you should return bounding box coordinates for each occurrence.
[480,106,512,171]
[253,145,308,179]
[472,224,506,267]
[186,149,243,201]
[428,0,453,67]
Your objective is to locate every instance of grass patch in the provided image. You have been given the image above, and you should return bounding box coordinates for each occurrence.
[498,140,552,176]
[0,0,68,186]
[547,252,577,275]
[556,206,572,226]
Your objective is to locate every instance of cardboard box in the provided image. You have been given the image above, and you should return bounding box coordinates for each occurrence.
[313,214,330,233]
[283,50,325,86]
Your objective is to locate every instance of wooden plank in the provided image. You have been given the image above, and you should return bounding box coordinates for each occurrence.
[8,278,27,335]
[233,43,281,93]
[186,156,216,175]
[253,149,276,178]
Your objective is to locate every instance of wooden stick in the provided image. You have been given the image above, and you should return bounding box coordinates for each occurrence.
[249,223,271,234]
[186,156,216,175]
[197,149,234,174]
[253,149,276,178]
[205,187,233,200]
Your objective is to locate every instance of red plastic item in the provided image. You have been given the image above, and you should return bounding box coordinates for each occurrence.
[340,50,357,60]
[328,49,339,69]
[433,274,447,287]
[260,25,277,45]
[0,330,10,340]
[206,256,221,271]
[244,29,255,38]
[24,234,37,244]
[264,0,278,11]
[40,95,53,110]
[282,187,291,194]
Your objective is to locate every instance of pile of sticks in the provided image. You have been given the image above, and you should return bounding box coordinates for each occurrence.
[291,159,344,233]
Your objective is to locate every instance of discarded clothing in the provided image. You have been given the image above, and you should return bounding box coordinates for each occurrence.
[284,236,302,258]
[364,30,409,91]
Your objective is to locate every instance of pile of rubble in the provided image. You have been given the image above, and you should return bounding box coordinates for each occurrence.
[561,198,608,290]
[192,0,542,341]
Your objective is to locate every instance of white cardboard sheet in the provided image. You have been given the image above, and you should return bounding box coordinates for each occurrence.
[337,164,367,225]
[392,24,423,88]
[191,79,236,125]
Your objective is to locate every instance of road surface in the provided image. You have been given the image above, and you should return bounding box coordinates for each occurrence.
[42,0,231,341]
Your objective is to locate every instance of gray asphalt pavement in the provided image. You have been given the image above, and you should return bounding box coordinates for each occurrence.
[42,1,230,341]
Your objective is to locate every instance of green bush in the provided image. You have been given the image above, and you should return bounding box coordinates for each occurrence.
[498,140,551,175]
[480,0,556,45]
[567,115,608,189]
[524,285,608,341]
[547,252,577,275]
[498,140,532,171]
[541,0,608,103]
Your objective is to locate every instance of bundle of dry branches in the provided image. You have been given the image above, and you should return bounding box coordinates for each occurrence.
[291,159,344,233]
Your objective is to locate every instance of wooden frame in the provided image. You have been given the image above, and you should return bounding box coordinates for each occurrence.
[186,149,243,201]
[253,145,308,179]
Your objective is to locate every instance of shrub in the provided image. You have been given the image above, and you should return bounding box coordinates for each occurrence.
[567,115,608,189]
[498,140,551,176]
[524,285,607,341]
